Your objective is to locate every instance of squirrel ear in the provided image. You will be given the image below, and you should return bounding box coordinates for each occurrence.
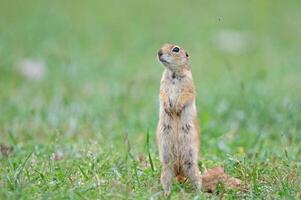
[185,52,189,58]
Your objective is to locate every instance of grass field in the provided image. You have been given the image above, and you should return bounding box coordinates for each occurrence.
[0,0,301,199]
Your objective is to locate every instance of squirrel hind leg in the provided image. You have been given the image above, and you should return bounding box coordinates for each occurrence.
[161,165,175,196]
[183,161,202,191]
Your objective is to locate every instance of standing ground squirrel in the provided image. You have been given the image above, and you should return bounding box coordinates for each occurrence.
[156,43,201,195]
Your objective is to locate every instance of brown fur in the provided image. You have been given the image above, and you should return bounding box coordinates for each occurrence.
[156,44,201,196]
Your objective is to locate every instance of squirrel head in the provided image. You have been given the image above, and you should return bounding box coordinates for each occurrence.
[157,43,190,71]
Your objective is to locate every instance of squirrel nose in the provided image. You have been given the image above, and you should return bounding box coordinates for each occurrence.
[158,50,163,57]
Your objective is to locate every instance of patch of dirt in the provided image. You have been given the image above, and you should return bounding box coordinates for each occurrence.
[201,167,247,193]
[0,144,13,156]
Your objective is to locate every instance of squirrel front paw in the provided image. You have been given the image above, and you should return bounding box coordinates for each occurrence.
[163,100,173,116]
[175,103,184,115]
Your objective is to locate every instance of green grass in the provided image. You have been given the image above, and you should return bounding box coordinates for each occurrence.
[0,0,301,199]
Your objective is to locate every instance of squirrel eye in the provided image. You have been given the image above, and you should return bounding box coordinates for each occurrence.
[172,47,180,53]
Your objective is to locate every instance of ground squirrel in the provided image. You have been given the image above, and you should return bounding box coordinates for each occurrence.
[156,43,201,195]
[156,44,244,196]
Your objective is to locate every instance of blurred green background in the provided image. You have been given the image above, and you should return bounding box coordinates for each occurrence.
[0,0,300,199]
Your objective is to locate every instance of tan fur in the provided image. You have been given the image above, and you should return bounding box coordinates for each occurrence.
[156,44,201,196]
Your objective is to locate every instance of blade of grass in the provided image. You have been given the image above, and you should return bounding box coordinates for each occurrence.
[14,151,33,186]
[146,129,155,172]
[78,165,89,180]
[124,132,140,185]
[34,169,46,184]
